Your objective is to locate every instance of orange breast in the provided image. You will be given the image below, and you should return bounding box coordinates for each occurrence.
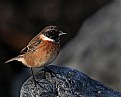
[24,41,60,67]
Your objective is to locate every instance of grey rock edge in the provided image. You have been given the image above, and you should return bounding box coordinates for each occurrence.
[20,65,121,97]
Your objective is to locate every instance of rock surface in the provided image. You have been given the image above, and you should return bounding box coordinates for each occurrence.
[20,65,121,97]
[54,0,121,91]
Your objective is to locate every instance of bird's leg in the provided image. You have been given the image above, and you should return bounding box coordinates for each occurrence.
[30,67,37,87]
[30,67,44,87]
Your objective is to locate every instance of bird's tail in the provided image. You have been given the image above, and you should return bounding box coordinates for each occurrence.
[5,55,24,63]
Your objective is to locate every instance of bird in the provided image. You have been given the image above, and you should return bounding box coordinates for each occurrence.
[5,25,66,86]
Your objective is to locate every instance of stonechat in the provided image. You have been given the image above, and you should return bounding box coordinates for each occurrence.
[5,25,66,86]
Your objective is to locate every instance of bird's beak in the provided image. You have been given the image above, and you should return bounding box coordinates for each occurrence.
[59,31,67,36]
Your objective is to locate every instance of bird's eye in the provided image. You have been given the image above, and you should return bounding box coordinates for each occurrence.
[44,30,59,39]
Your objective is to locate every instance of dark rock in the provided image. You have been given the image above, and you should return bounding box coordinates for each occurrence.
[54,0,121,91]
[20,65,121,97]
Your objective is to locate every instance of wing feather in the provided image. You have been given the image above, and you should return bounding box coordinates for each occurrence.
[20,33,41,54]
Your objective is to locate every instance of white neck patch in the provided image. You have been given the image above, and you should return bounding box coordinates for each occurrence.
[41,34,55,42]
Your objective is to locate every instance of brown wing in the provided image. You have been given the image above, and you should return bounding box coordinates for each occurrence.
[20,46,28,54]
[20,33,41,54]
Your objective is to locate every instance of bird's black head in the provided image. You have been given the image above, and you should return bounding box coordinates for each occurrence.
[42,26,66,42]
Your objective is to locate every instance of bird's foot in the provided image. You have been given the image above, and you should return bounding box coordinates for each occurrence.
[43,66,57,77]
[33,78,45,88]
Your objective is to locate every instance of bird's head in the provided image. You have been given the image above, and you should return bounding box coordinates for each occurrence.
[40,26,66,43]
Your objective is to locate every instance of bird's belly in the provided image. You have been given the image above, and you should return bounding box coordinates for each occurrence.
[24,42,60,67]
[35,50,58,67]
